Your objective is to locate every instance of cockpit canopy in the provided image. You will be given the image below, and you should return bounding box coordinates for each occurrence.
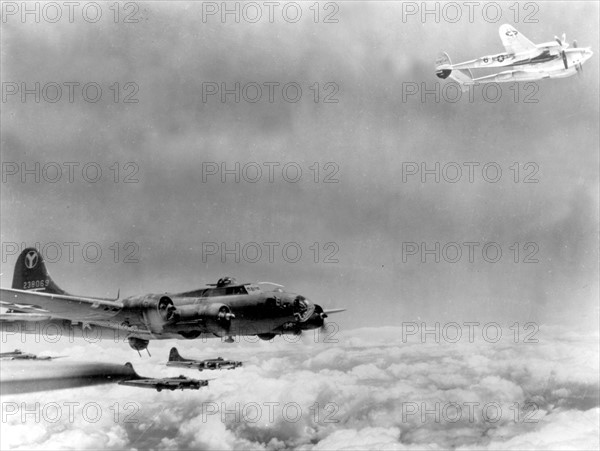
[178,277,296,298]
[216,276,237,287]
[178,279,262,298]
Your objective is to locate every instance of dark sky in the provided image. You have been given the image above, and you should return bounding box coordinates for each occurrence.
[1,1,598,332]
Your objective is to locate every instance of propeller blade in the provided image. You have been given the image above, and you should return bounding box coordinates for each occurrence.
[555,36,562,47]
[573,40,578,48]
[323,308,346,315]
[561,51,568,69]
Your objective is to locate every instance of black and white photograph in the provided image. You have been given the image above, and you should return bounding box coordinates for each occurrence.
[1,1,598,449]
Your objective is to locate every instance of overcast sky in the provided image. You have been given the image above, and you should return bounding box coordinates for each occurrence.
[1,3,598,330]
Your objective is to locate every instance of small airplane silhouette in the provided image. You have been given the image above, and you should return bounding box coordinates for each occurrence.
[167,347,243,371]
[0,349,66,360]
[118,363,209,392]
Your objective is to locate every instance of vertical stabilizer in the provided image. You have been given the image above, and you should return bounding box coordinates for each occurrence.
[169,348,184,362]
[12,248,68,294]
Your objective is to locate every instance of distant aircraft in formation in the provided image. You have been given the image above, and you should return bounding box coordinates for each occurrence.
[167,347,242,371]
[0,248,345,355]
[118,363,209,392]
[0,349,65,360]
[436,24,593,90]
[1,357,210,393]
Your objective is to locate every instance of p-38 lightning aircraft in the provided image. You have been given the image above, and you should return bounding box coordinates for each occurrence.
[167,347,243,371]
[0,248,345,355]
[435,24,593,90]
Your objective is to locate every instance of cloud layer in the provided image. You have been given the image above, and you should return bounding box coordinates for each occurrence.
[1,326,598,449]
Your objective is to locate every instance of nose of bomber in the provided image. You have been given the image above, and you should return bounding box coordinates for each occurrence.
[298,304,326,330]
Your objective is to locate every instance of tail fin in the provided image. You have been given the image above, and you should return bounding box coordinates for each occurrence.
[123,362,141,379]
[436,52,474,92]
[449,68,475,92]
[169,347,183,362]
[12,248,68,294]
[435,52,453,79]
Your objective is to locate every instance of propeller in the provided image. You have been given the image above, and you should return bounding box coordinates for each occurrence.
[554,33,571,70]
[217,306,235,321]
[561,51,568,70]
[317,312,329,333]
[319,308,345,332]
[554,33,567,47]
[570,41,584,74]
[564,40,586,75]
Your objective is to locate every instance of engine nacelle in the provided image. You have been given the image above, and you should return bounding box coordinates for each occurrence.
[173,302,235,337]
[122,295,176,333]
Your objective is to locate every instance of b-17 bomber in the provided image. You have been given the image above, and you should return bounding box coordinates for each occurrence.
[167,347,242,371]
[118,363,209,392]
[0,248,345,355]
[0,349,65,361]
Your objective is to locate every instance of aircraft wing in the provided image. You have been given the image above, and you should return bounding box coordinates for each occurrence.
[471,69,550,83]
[119,378,161,387]
[499,24,537,54]
[119,378,203,390]
[0,288,123,322]
[167,361,203,369]
[38,355,68,360]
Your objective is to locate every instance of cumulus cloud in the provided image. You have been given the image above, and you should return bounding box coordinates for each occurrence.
[1,325,598,450]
